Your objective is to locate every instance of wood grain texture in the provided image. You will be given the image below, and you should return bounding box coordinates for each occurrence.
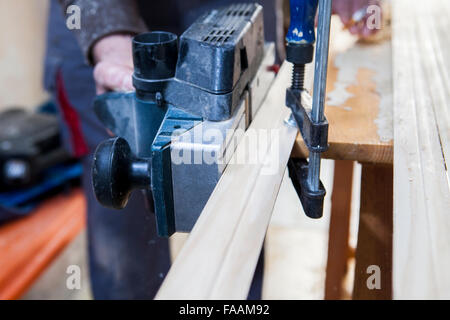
[392,0,450,299]
[0,189,85,299]
[156,62,297,300]
[353,164,392,300]
[292,18,393,164]
[325,160,354,300]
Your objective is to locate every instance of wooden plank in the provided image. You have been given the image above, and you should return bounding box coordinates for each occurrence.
[417,0,450,179]
[156,62,297,300]
[0,189,86,299]
[353,164,392,300]
[292,18,393,164]
[325,160,354,300]
[392,0,450,299]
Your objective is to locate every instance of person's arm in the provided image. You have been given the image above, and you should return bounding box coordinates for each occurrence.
[59,0,145,63]
[60,0,382,94]
[59,0,146,93]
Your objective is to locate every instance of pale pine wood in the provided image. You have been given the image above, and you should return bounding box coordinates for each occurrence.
[392,0,450,299]
[156,62,297,300]
[417,0,450,179]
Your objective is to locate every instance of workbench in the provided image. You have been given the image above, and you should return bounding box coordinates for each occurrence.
[0,189,85,299]
[292,0,450,299]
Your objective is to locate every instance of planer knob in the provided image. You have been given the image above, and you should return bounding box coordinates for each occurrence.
[92,137,151,209]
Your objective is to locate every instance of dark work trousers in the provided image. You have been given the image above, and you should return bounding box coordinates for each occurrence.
[45,0,265,299]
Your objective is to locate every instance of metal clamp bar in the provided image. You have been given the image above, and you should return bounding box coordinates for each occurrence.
[307,0,332,191]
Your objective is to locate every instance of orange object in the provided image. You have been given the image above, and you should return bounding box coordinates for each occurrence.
[0,189,86,300]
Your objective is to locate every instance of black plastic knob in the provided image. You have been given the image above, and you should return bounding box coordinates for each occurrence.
[92,137,151,209]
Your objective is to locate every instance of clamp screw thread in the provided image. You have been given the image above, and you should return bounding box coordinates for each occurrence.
[292,64,306,90]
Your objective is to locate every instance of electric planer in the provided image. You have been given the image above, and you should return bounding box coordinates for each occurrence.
[92,3,277,237]
[92,0,332,237]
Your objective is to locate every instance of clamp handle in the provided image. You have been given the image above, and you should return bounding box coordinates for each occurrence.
[286,0,319,65]
[286,0,319,45]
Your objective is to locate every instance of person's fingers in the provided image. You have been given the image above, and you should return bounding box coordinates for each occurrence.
[93,34,134,67]
[333,0,381,39]
[349,24,365,37]
[361,25,375,38]
[94,62,133,92]
[95,83,106,95]
[351,0,364,17]
[93,61,134,94]
[348,21,377,39]
[332,0,353,25]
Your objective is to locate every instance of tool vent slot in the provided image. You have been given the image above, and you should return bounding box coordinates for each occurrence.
[202,28,235,45]
[225,3,254,17]
[226,9,252,16]
[200,3,256,46]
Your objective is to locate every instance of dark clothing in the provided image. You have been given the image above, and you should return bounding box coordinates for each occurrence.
[47,0,266,299]
[58,0,146,63]
[46,1,171,299]
[58,0,277,64]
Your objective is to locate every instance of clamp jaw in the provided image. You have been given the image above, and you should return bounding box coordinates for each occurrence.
[286,89,328,218]
[285,0,332,218]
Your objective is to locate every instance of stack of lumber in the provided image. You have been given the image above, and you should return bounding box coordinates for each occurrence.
[392,0,450,299]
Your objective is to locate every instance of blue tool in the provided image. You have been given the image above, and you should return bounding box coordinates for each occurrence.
[286,0,318,46]
[285,0,333,218]
[0,162,82,223]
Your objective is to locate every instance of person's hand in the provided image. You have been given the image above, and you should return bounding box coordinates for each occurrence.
[92,34,134,94]
[332,0,382,39]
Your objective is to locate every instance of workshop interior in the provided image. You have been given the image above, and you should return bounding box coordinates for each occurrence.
[0,0,449,303]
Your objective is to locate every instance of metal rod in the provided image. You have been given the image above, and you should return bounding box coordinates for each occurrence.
[311,0,332,123]
[307,0,332,190]
[308,152,321,189]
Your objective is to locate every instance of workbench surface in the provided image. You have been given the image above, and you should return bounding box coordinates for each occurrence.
[292,20,393,164]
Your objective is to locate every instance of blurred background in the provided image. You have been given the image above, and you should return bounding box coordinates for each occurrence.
[0,0,49,110]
